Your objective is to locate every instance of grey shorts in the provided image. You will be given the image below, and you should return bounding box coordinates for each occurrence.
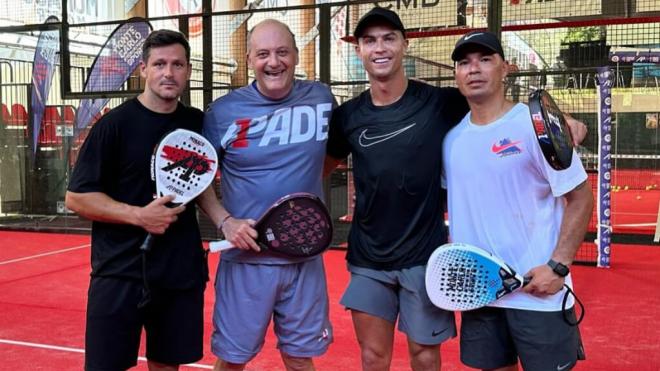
[340,264,456,345]
[460,306,586,371]
[212,257,332,364]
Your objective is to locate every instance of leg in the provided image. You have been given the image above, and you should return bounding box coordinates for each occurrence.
[145,285,205,367]
[406,339,439,371]
[460,308,518,370]
[213,359,246,371]
[483,366,518,371]
[352,310,396,371]
[397,266,456,371]
[85,277,142,371]
[147,360,179,371]
[508,308,585,371]
[340,267,401,371]
[272,258,332,368]
[280,352,315,371]
[211,262,279,366]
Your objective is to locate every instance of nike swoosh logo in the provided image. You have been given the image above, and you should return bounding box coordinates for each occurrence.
[557,362,572,370]
[431,328,448,337]
[358,123,416,148]
[464,32,483,40]
[491,141,521,153]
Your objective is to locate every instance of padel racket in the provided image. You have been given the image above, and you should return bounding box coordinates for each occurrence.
[528,89,574,170]
[209,193,333,257]
[425,243,528,311]
[139,129,218,251]
[425,243,584,325]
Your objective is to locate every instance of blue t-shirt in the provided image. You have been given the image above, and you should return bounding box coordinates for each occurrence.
[204,80,334,264]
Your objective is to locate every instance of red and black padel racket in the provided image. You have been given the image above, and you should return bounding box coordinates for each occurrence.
[529,89,574,170]
[139,129,218,251]
[209,193,333,257]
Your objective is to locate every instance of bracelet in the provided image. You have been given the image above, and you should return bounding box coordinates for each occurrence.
[218,215,232,231]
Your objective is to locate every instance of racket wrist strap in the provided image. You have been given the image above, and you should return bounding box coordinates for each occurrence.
[218,214,232,231]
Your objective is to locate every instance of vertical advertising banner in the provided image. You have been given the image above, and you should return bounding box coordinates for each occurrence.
[596,66,612,268]
[75,19,152,134]
[30,15,60,154]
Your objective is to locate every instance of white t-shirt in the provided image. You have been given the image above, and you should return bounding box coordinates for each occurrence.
[442,103,587,311]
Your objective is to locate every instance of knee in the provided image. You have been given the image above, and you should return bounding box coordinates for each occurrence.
[214,359,246,371]
[361,346,392,371]
[280,353,314,371]
[409,345,440,371]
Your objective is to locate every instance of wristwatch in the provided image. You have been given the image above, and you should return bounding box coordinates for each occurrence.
[547,259,570,277]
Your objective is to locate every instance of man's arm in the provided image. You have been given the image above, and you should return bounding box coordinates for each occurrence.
[64,191,184,235]
[195,185,259,251]
[523,180,594,296]
[564,114,587,146]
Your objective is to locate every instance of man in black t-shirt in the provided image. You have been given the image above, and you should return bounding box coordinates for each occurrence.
[66,30,209,371]
[325,8,469,370]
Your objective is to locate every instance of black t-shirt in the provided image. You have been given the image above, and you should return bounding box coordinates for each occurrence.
[327,80,469,270]
[68,98,207,289]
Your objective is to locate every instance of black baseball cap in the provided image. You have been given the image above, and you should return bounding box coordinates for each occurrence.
[451,31,505,61]
[353,7,406,39]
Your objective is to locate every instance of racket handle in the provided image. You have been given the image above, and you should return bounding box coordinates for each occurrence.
[209,240,234,253]
[140,234,154,252]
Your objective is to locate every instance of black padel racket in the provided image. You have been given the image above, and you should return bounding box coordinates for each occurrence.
[529,89,574,170]
[209,193,333,257]
[139,129,218,251]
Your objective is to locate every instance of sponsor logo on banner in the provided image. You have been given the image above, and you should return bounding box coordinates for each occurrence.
[30,15,60,154]
[596,66,612,268]
[75,19,152,134]
[357,1,456,29]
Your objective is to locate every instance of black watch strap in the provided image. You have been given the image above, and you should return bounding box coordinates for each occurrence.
[547,259,570,277]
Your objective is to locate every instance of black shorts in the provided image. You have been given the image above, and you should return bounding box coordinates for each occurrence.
[460,306,585,371]
[85,276,205,371]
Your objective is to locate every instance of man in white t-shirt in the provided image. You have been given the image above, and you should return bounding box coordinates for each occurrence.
[443,31,594,371]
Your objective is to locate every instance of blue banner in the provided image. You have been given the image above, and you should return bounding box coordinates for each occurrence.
[75,19,151,133]
[610,51,660,64]
[30,15,60,154]
[596,66,613,268]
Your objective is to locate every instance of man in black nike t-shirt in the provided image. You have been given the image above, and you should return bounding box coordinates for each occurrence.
[324,7,586,371]
[325,8,468,370]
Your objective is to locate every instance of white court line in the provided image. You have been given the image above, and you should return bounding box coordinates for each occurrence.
[0,339,213,369]
[0,244,90,266]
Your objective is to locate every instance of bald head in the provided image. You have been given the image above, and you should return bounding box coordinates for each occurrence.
[246,18,299,100]
[247,19,298,54]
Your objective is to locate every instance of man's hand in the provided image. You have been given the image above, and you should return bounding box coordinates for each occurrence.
[221,217,260,252]
[135,195,185,234]
[521,264,565,297]
[565,115,587,146]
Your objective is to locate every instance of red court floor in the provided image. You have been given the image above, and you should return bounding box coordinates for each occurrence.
[1,231,659,370]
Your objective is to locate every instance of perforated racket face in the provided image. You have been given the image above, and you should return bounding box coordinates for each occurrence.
[529,90,574,170]
[425,243,523,311]
[152,129,218,205]
[256,193,333,257]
